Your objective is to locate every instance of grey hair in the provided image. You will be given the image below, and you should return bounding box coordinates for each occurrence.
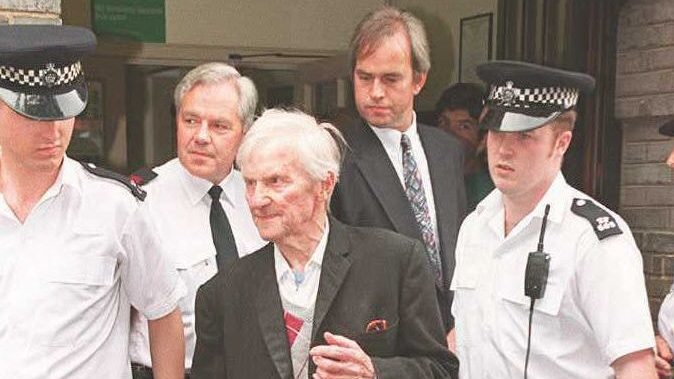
[237,108,345,184]
[349,6,431,74]
[174,62,258,130]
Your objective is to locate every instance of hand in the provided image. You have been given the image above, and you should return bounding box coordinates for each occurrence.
[656,335,673,378]
[446,329,456,353]
[310,331,375,379]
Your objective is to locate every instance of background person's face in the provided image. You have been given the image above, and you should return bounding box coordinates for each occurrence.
[0,101,74,172]
[353,32,427,132]
[176,81,244,184]
[438,108,480,152]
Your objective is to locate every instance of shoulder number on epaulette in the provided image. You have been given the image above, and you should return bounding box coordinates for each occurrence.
[129,167,158,186]
[570,198,622,240]
[78,161,147,201]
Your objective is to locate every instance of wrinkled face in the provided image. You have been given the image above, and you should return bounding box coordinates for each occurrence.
[242,143,329,244]
[438,108,480,152]
[0,101,74,172]
[353,31,427,132]
[487,123,570,201]
[176,81,244,184]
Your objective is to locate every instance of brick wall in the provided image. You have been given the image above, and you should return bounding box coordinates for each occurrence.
[616,0,674,321]
[0,1,61,24]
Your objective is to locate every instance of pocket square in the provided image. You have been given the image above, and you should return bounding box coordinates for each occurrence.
[365,319,388,333]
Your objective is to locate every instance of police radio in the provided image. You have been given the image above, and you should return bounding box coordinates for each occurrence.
[524,204,551,299]
[523,204,551,379]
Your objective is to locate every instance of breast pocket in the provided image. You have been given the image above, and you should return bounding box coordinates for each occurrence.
[353,319,399,358]
[497,276,566,354]
[34,254,117,347]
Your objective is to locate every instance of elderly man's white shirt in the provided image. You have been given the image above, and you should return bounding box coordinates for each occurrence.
[129,157,266,369]
[451,173,654,379]
[0,157,185,379]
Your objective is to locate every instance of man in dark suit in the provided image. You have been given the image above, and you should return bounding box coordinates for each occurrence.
[330,6,467,333]
[191,109,458,379]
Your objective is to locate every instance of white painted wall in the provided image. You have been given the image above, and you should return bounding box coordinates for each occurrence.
[166,0,383,51]
[392,0,498,110]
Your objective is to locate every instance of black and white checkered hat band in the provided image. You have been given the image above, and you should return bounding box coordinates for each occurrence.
[0,61,82,89]
[488,81,579,111]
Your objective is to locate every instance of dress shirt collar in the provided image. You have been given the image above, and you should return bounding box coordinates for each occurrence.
[178,163,239,207]
[369,112,419,152]
[46,156,82,200]
[274,217,330,283]
[478,172,569,238]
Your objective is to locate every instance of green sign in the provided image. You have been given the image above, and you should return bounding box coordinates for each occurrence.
[93,0,166,43]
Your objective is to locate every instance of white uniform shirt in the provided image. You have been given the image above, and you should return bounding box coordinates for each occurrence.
[369,113,439,248]
[451,173,654,379]
[0,157,185,379]
[129,158,266,369]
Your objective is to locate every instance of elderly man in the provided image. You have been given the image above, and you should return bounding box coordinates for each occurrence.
[0,26,185,378]
[330,6,466,333]
[450,60,656,378]
[128,63,265,378]
[191,109,458,379]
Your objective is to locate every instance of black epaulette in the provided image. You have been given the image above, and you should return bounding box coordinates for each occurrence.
[129,167,158,186]
[78,161,147,201]
[570,198,622,240]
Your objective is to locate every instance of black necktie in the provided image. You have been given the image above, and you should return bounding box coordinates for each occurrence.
[208,185,238,270]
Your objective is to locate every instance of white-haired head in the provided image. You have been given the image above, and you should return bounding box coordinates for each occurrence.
[237,108,345,186]
[174,62,258,130]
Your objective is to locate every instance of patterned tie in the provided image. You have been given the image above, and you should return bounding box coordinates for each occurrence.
[401,134,443,286]
[208,185,238,270]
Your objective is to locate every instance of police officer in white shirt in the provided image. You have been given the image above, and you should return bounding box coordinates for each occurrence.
[655,119,674,378]
[449,61,657,378]
[0,26,186,379]
[128,63,266,379]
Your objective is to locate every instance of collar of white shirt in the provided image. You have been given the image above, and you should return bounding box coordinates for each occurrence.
[177,163,240,208]
[274,217,330,308]
[369,111,420,160]
[477,172,569,239]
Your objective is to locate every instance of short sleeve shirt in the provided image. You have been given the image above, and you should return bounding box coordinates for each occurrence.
[129,158,266,368]
[0,157,185,379]
[451,173,654,378]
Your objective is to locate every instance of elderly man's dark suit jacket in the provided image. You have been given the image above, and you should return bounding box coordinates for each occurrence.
[191,218,458,379]
[330,119,467,330]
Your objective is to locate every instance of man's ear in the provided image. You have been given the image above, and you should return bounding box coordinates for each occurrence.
[321,171,337,202]
[555,130,573,157]
[412,71,428,95]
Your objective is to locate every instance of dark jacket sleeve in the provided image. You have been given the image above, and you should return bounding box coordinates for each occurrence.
[191,275,226,379]
[372,240,459,378]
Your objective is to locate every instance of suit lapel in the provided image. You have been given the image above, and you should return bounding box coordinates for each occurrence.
[348,120,421,239]
[255,244,293,379]
[418,125,458,290]
[311,218,352,341]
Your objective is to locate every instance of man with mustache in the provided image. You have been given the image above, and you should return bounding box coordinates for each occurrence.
[0,25,185,379]
[330,6,467,337]
[450,61,657,378]
[128,63,266,379]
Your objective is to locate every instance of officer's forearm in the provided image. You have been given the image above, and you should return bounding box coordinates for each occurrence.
[148,308,185,379]
[611,348,657,379]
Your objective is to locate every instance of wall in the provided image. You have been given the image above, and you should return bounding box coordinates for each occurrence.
[615,0,674,321]
[0,0,60,24]
[392,0,498,111]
